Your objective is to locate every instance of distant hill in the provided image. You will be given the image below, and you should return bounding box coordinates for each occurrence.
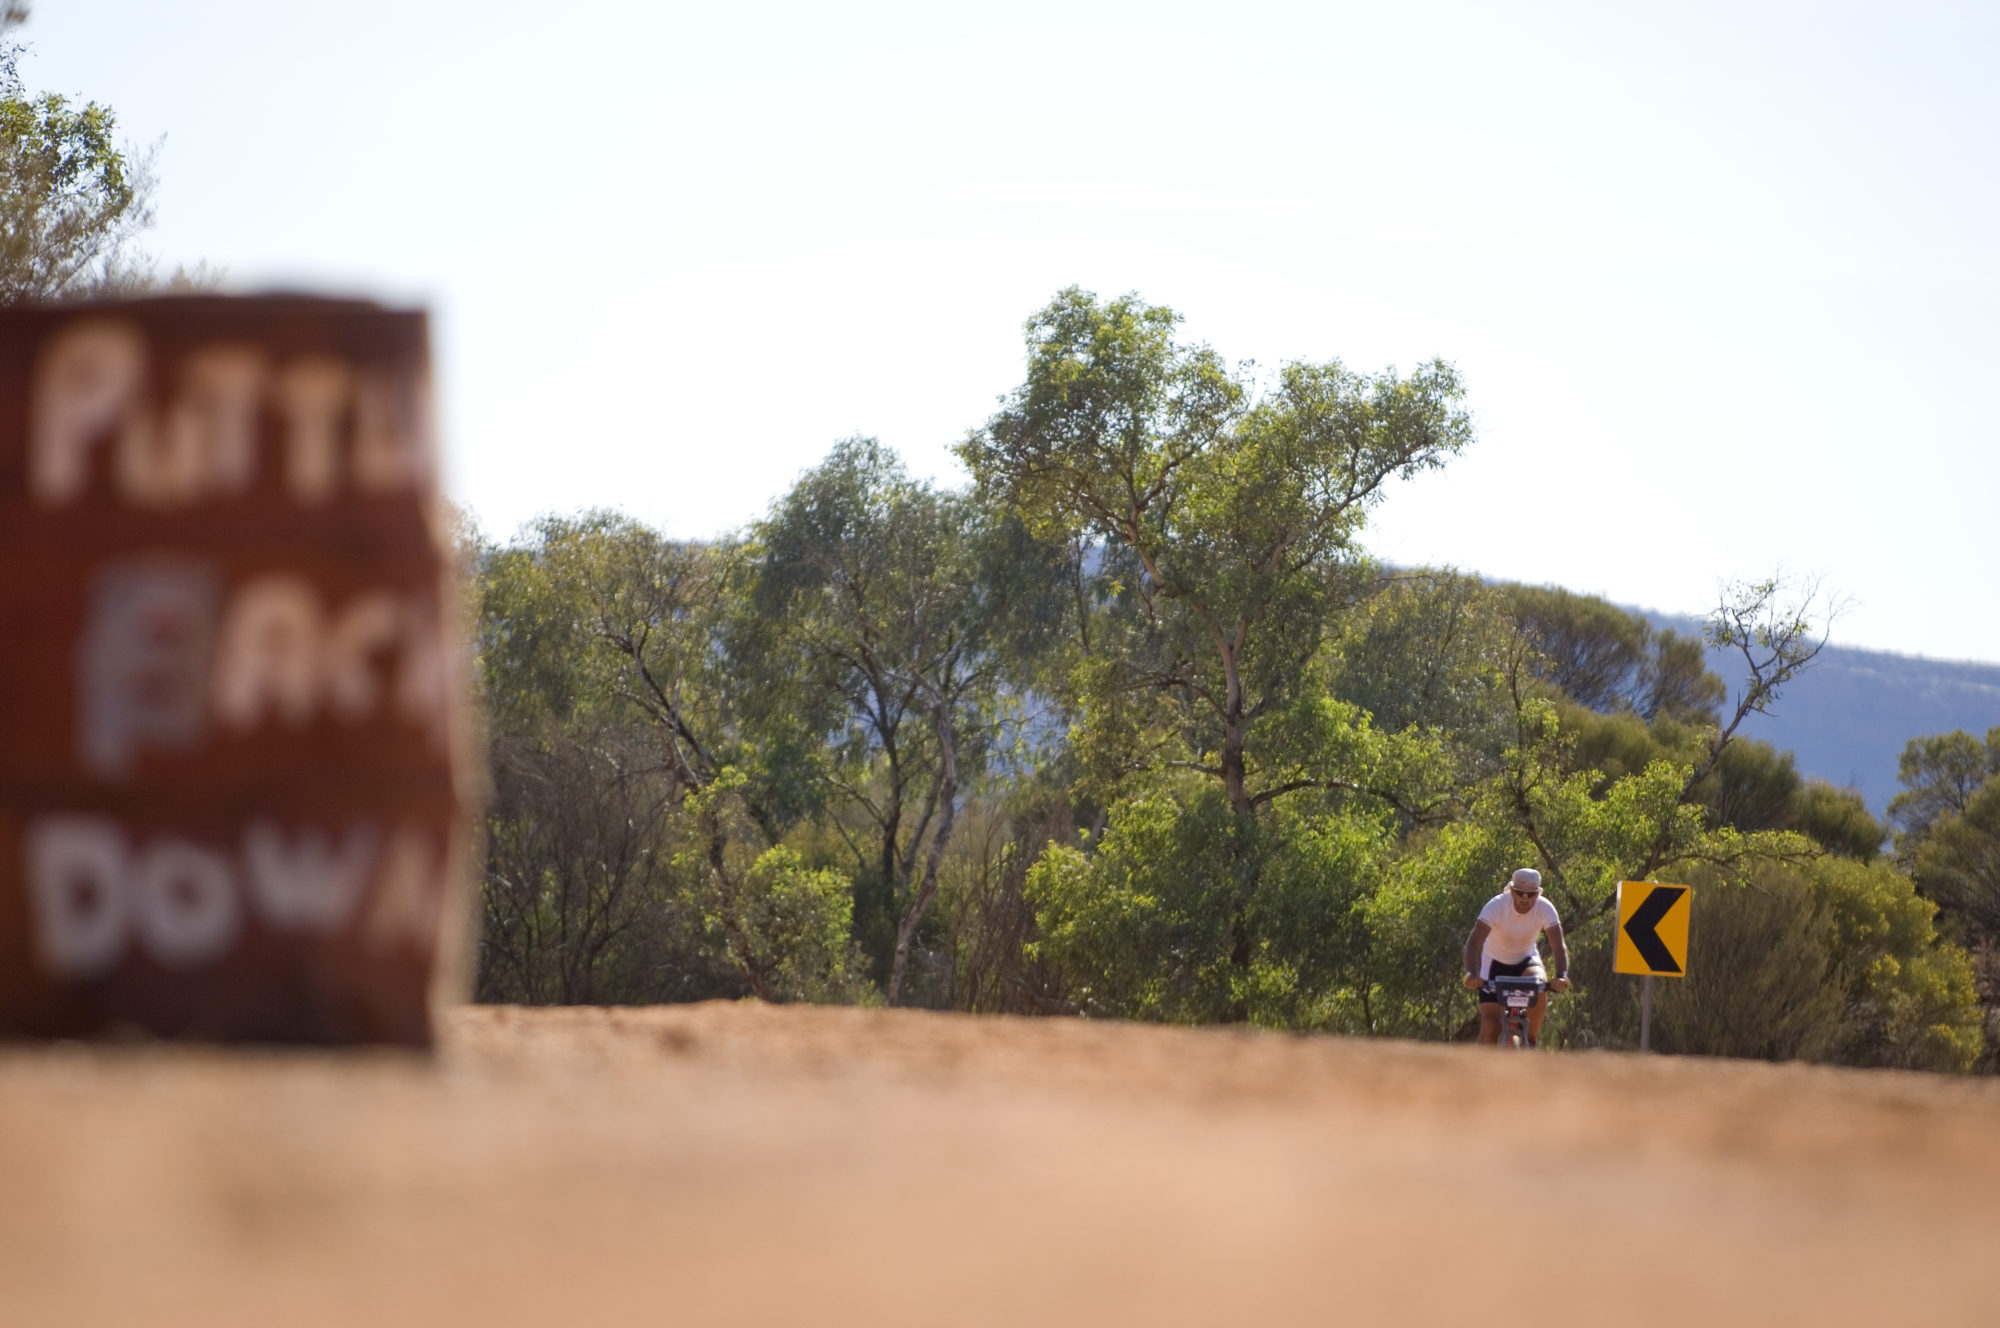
[1640,610,2000,814]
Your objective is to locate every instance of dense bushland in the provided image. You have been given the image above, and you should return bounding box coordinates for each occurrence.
[468,288,1987,1072]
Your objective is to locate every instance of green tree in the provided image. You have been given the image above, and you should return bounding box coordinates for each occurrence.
[474,514,862,1004]
[1792,780,1884,862]
[474,523,725,1005]
[1324,569,1512,748]
[1908,774,2000,1068]
[1504,584,1651,714]
[1500,585,1723,724]
[962,288,1470,1020]
[1644,628,1726,725]
[0,37,156,301]
[1698,737,1803,835]
[1638,858,1981,1071]
[1498,582,1878,860]
[1025,779,1391,1027]
[1912,778,2000,939]
[1358,818,1529,1039]
[958,286,1472,820]
[1889,728,2000,850]
[478,716,772,1005]
[1812,856,1984,1071]
[1496,575,1837,929]
[1647,864,1845,1061]
[754,438,1068,1003]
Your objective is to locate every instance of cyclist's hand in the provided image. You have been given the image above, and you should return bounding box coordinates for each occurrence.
[1462,973,1484,992]
[1548,976,1571,993]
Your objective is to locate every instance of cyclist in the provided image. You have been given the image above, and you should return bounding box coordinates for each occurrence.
[1460,867,1570,1047]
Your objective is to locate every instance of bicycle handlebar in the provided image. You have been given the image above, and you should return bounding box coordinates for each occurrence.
[1479,976,1565,996]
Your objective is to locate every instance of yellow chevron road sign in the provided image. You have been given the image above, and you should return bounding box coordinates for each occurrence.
[1614,881,1692,977]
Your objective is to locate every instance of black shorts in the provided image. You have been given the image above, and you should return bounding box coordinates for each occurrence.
[1477,956,1540,1004]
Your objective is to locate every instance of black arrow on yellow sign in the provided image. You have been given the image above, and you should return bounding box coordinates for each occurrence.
[1623,885,1687,974]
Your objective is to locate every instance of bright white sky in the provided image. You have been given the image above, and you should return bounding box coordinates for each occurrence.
[22,0,2000,662]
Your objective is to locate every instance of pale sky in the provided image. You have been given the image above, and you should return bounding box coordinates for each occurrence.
[22,1,2000,662]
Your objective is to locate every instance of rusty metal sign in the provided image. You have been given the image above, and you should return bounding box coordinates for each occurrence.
[0,296,475,1046]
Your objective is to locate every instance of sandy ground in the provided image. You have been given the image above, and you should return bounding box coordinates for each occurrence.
[2,1003,1998,1327]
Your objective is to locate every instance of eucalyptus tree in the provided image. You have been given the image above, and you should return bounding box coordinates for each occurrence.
[1501,584,1724,725]
[1503,584,1654,714]
[0,38,156,301]
[1899,730,2000,989]
[1890,727,2000,852]
[754,438,1066,1003]
[956,288,1474,1023]
[1913,778,2000,941]
[957,286,1474,820]
[476,513,855,1003]
[1484,575,1840,930]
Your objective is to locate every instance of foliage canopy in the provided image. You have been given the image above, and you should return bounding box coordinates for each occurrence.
[465,287,1988,1073]
[0,39,155,302]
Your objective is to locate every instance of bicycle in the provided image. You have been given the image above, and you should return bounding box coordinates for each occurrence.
[1484,974,1548,1049]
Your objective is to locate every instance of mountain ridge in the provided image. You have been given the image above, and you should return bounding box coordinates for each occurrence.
[1634,607,2000,815]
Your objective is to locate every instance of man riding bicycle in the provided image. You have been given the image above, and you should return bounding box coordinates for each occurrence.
[1461,868,1570,1047]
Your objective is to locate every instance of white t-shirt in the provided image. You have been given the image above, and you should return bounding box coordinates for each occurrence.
[1476,892,1561,975]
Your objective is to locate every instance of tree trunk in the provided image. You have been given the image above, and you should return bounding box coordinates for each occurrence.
[865,759,902,983]
[1222,810,1261,1022]
[1216,632,1257,1021]
[706,813,772,1001]
[1219,640,1252,816]
[1223,917,1252,1023]
[888,697,959,1006]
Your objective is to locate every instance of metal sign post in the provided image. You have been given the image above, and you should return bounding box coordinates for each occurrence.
[1640,974,1654,1052]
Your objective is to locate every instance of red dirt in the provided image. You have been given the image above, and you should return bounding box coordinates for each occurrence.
[3,1002,1997,1326]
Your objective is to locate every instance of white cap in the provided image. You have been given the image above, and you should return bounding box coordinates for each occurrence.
[1510,868,1543,891]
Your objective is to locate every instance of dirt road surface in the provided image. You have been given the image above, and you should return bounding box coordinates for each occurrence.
[3,1002,1997,1326]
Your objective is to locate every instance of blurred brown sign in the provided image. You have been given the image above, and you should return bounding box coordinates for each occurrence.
[0,296,474,1046]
